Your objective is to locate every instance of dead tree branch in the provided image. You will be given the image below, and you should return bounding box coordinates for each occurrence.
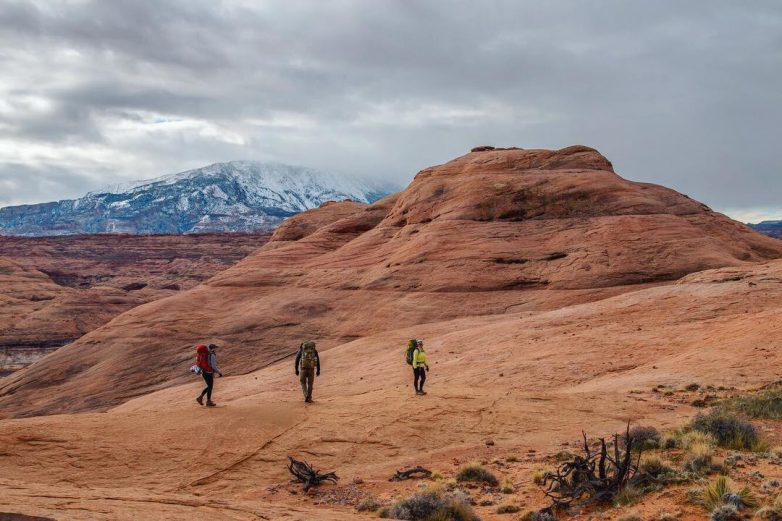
[287,456,339,491]
[390,466,433,481]
[540,423,641,508]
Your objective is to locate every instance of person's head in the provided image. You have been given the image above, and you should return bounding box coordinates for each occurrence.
[303,340,316,349]
[417,339,424,348]
[208,343,218,352]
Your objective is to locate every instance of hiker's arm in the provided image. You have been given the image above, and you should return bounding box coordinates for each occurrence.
[316,352,320,376]
[210,354,223,376]
[294,348,301,375]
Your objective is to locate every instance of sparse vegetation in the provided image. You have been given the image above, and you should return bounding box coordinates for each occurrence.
[690,409,761,450]
[455,462,499,487]
[505,455,519,463]
[720,385,782,419]
[499,477,514,494]
[757,493,782,520]
[496,504,521,514]
[710,503,740,521]
[379,488,479,521]
[700,476,757,511]
[613,486,642,506]
[519,510,557,521]
[685,383,701,392]
[683,440,714,474]
[633,455,677,488]
[617,515,642,521]
[531,466,547,486]
[625,425,660,450]
[356,495,382,512]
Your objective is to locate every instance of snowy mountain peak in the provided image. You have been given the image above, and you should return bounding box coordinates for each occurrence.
[0,162,396,236]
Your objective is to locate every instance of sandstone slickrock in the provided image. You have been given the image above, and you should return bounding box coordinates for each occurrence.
[1,146,780,418]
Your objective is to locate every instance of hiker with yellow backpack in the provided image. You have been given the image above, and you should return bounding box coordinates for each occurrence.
[405,339,429,395]
[295,341,320,403]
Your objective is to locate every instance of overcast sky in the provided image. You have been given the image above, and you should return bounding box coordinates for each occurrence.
[0,0,780,221]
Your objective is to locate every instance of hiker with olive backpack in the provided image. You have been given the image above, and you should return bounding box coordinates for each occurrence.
[295,341,320,403]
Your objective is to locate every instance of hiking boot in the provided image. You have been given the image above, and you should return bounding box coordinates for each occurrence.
[415,390,423,395]
[305,397,313,403]
[206,401,217,407]
[420,391,427,395]
[196,396,204,406]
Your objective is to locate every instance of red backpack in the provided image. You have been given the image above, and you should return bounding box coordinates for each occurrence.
[196,344,212,372]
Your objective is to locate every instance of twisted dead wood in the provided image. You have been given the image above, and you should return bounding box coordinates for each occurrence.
[287,456,339,491]
[390,466,433,481]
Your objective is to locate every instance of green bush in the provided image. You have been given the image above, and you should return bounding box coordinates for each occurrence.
[691,410,760,450]
[701,476,757,511]
[455,463,499,486]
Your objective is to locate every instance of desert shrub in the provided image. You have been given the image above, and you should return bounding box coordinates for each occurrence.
[720,386,782,419]
[684,441,714,474]
[455,463,498,486]
[685,383,701,391]
[757,494,782,520]
[617,515,642,521]
[658,513,678,521]
[505,455,519,463]
[519,510,557,521]
[701,476,757,511]
[633,455,677,488]
[678,429,717,450]
[500,477,514,494]
[531,466,547,486]
[381,488,479,521]
[496,504,521,514]
[710,503,740,521]
[691,410,760,450]
[625,425,660,450]
[356,495,382,512]
[613,486,642,507]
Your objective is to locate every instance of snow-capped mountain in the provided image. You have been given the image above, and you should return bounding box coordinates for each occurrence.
[0,161,396,236]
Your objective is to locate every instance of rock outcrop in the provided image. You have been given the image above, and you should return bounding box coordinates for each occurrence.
[0,233,269,373]
[1,146,780,417]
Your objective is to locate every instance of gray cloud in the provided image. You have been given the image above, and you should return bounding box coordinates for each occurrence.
[0,0,780,220]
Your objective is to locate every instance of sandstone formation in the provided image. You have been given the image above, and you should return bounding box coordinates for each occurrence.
[1,257,782,519]
[0,233,269,372]
[2,146,780,418]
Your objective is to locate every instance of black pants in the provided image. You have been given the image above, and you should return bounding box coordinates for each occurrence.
[200,372,214,401]
[413,367,426,392]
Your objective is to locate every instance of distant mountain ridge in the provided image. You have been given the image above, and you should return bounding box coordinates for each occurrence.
[0,161,395,236]
[748,220,782,239]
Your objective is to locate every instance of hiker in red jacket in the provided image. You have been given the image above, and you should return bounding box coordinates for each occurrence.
[196,343,223,407]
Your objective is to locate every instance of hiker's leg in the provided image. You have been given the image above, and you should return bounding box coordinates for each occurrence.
[419,368,426,391]
[306,368,315,400]
[299,370,308,399]
[200,372,211,398]
[414,368,423,391]
[204,373,214,401]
